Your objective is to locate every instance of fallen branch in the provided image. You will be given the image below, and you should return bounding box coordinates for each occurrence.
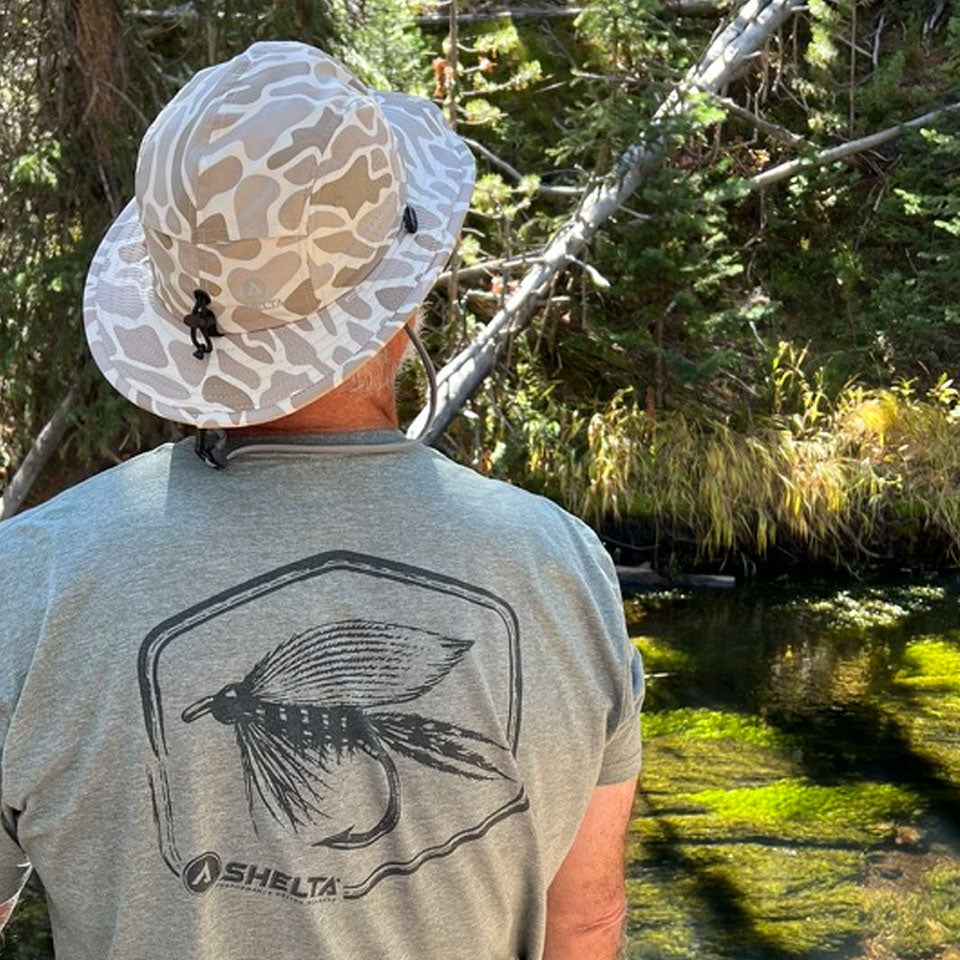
[715,94,812,149]
[748,100,960,190]
[616,566,736,591]
[438,253,544,284]
[414,1,730,27]
[1,385,80,522]
[462,136,581,196]
[410,0,805,442]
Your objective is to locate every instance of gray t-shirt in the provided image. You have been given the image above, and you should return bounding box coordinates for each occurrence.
[0,429,644,960]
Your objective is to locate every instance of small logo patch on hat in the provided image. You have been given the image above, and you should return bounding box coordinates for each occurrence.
[242,278,266,302]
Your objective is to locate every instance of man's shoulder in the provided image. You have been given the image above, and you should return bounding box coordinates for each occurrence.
[1,442,176,540]
[419,448,607,558]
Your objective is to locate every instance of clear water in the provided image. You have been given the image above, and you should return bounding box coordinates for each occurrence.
[626,574,960,960]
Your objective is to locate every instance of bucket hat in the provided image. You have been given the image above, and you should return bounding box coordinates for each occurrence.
[83,40,474,428]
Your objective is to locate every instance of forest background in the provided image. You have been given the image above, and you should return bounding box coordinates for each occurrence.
[2,0,960,579]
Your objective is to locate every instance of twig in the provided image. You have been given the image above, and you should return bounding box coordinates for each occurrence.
[849,0,856,137]
[872,14,885,69]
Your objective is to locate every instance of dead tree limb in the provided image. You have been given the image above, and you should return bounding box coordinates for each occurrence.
[462,136,581,196]
[715,94,812,148]
[1,385,80,522]
[414,1,731,25]
[410,0,805,442]
[438,254,545,284]
[749,101,960,190]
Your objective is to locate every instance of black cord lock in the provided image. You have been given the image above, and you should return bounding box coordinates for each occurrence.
[183,289,222,360]
[195,428,229,469]
[402,204,418,234]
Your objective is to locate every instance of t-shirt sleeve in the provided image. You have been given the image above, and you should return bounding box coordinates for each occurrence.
[570,520,645,786]
[597,642,645,785]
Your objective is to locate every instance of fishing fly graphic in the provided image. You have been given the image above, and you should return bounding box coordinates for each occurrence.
[180,618,511,848]
[139,549,528,900]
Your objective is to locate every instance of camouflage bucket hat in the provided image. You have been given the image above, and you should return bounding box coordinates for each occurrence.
[83,40,475,428]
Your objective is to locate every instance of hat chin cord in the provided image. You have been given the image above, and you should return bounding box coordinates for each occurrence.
[195,323,438,469]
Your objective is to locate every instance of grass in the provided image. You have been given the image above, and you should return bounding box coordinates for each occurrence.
[504,341,960,570]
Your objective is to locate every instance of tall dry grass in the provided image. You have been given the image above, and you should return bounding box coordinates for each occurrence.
[515,342,960,567]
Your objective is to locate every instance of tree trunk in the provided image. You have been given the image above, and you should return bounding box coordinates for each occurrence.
[63,0,130,209]
[1,387,80,522]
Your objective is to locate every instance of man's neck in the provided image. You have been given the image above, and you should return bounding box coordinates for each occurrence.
[230,387,399,437]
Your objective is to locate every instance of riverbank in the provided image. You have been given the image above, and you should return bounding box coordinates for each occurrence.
[484,357,960,579]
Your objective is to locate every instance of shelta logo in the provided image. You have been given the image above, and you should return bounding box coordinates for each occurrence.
[182,851,341,902]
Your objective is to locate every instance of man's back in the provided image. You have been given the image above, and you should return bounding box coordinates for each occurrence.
[0,430,643,960]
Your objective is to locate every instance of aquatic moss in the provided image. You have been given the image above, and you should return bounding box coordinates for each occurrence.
[626,844,863,959]
[896,638,960,692]
[863,862,960,958]
[679,779,922,829]
[800,589,912,631]
[630,635,694,674]
[642,708,791,749]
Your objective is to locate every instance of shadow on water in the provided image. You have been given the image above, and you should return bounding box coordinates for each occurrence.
[767,695,960,855]
[632,788,802,960]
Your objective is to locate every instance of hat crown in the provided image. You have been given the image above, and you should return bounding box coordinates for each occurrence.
[134,41,405,332]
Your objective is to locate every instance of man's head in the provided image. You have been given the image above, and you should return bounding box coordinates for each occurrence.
[83,41,473,434]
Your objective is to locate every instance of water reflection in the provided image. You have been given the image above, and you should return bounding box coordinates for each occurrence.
[627,575,960,960]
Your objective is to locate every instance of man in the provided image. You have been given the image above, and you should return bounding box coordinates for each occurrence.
[0,41,644,959]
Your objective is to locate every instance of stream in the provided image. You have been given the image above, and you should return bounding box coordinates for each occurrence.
[625,574,960,960]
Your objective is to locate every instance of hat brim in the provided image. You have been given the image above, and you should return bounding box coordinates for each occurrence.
[83,92,474,428]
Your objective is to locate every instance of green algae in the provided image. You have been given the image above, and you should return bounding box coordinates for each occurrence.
[896,637,960,692]
[631,635,696,675]
[862,862,960,959]
[641,708,792,748]
[677,780,921,833]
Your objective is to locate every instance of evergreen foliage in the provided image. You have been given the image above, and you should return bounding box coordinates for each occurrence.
[1,0,959,573]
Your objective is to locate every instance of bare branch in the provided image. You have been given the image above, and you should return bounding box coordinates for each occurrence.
[749,101,960,190]
[1,385,80,522]
[462,136,581,196]
[438,254,545,284]
[715,93,811,148]
[410,0,807,443]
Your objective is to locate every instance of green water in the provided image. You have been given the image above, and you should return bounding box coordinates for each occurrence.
[4,577,960,959]
[626,576,960,960]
